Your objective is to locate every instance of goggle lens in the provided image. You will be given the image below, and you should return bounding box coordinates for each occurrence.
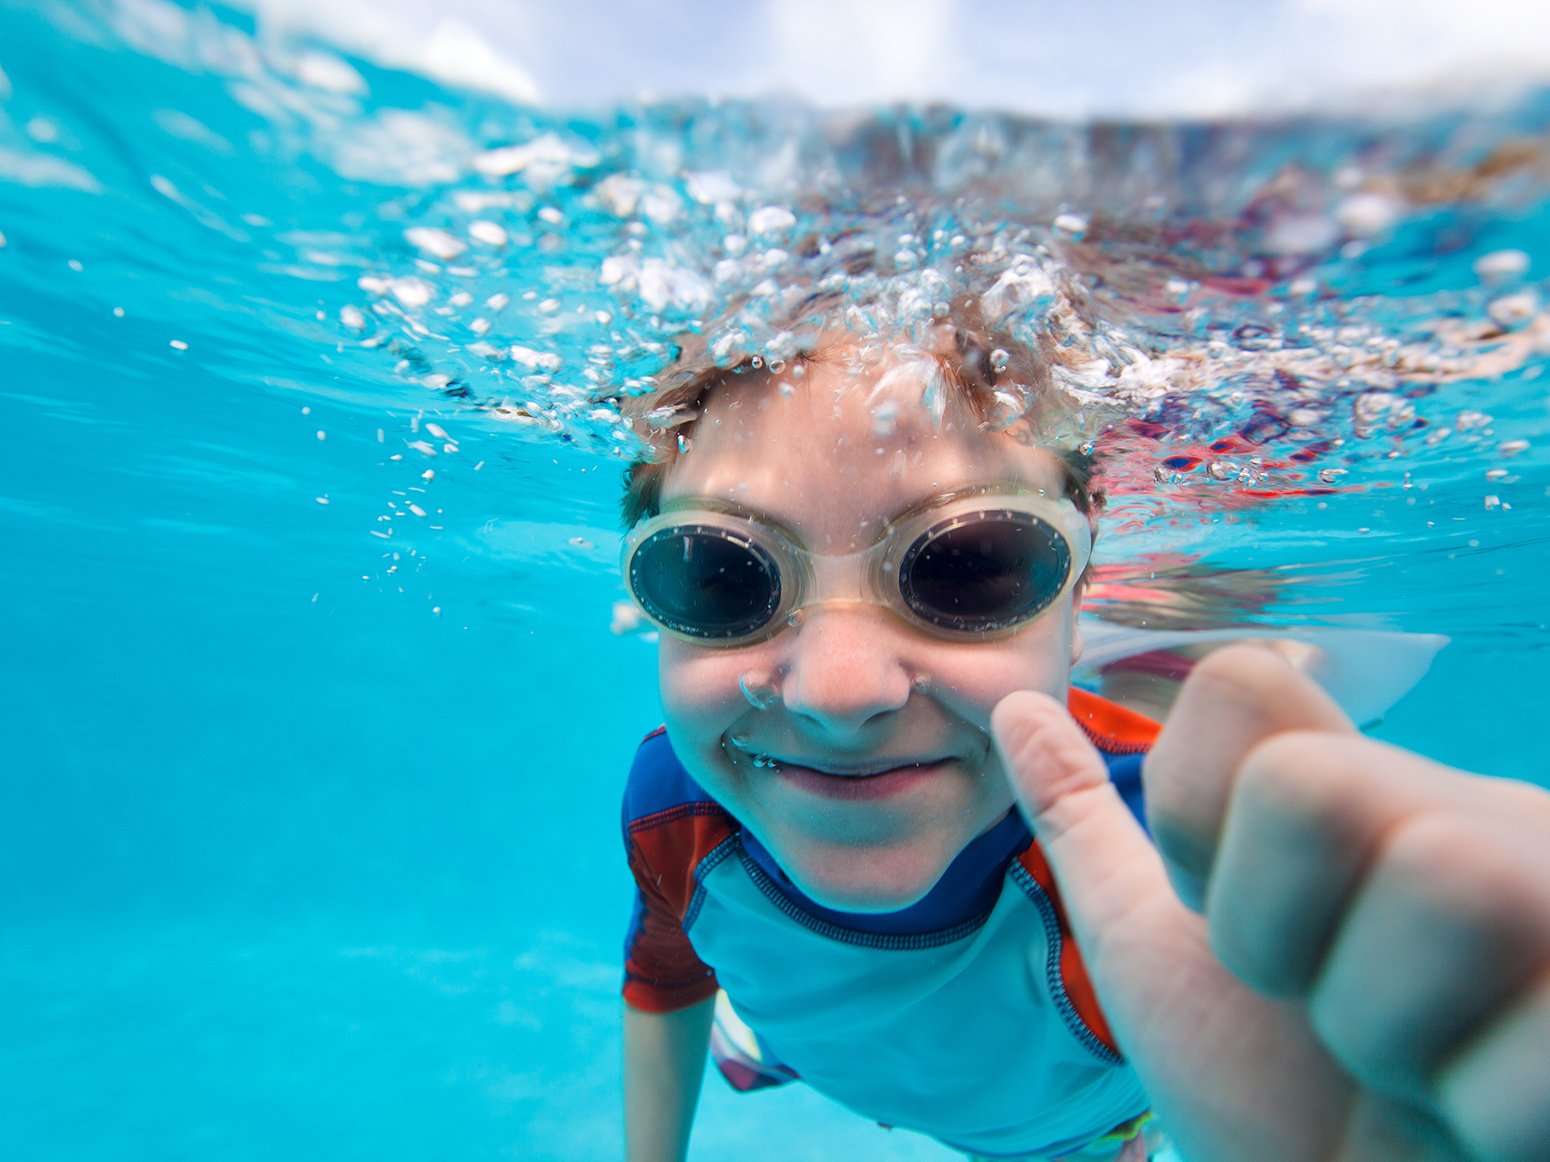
[628,524,784,641]
[898,510,1072,633]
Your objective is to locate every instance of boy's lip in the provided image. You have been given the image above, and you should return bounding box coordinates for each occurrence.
[731,741,950,777]
[731,744,956,797]
[770,757,951,800]
[775,757,945,776]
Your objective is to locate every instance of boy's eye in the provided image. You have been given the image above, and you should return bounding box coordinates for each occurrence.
[900,515,1070,629]
[632,528,781,638]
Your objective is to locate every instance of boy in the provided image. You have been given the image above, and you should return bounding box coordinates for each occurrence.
[616,314,1550,1161]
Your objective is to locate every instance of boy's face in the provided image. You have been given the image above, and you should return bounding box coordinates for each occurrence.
[655,344,1082,912]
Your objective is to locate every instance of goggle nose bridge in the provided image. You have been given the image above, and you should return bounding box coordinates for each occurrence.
[787,542,898,612]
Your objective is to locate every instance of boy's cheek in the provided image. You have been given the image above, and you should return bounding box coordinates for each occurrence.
[656,640,750,727]
[908,654,1063,753]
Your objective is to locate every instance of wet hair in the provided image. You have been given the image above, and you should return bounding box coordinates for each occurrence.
[619,297,1101,529]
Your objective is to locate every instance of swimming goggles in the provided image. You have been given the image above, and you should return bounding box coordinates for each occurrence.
[622,486,1092,647]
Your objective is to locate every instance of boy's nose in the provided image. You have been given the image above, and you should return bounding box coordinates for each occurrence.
[776,603,914,737]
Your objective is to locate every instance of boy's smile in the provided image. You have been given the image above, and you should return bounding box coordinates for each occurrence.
[656,343,1083,912]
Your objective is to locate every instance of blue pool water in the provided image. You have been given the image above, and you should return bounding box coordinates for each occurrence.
[2,3,1548,1159]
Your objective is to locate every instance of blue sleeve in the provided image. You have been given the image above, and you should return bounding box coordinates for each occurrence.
[1104,753,1149,836]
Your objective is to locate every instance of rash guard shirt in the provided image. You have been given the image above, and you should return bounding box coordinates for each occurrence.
[622,688,1158,1159]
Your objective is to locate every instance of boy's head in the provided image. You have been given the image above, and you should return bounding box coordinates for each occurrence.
[621,309,1098,913]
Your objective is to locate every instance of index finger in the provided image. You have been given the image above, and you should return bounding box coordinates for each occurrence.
[1144,644,1355,909]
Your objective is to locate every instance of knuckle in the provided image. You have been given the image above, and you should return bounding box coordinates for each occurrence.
[1309,993,1406,1090]
[1236,731,1357,833]
[1380,814,1550,949]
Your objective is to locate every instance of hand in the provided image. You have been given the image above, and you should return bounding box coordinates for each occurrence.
[992,645,1550,1162]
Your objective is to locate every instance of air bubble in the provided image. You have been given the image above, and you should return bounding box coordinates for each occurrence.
[386,277,434,308]
[1474,249,1530,283]
[1053,212,1088,239]
[404,227,466,261]
[1456,410,1492,432]
[1488,292,1538,330]
[1352,391,1412,437]
[871,399,901,438]
[739,671,781,711]
[747,206,796,235]
[1334,193,1398,237]
[468,220,508,246]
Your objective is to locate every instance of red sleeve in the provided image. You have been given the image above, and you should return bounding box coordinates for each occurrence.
[623,805,736,1013]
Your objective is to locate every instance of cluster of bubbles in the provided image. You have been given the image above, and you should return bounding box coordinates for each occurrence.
[24,0,1545,545]
[322,86,1550,521]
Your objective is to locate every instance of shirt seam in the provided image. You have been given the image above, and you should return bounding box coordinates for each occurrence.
[1008,860,1125,1066]
[725,834,997,950]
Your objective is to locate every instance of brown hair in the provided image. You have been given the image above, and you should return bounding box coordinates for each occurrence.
[619,297,1101,529]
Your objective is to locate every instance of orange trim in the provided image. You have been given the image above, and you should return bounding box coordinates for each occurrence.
[1066,687,1161,754]
[1016,841,1120,1057]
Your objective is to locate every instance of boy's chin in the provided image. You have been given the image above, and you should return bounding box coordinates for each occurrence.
[780,845,950,914]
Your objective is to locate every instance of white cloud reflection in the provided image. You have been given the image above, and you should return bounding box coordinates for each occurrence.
[236,0,1550,115]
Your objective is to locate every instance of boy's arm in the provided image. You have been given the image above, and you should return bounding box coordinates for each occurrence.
[624,997,715,1162]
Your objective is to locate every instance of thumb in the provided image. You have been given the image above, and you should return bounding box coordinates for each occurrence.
[993,690,1353,1162]
[991,689,1189,977]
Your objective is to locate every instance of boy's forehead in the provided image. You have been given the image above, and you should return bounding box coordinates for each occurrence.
[660,345,1065,529]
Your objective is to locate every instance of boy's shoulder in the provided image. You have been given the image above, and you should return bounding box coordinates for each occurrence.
[622,727,735,848]
[1066,687,1159,831]
[621,728,739,927]
[1066,686,1160,754]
